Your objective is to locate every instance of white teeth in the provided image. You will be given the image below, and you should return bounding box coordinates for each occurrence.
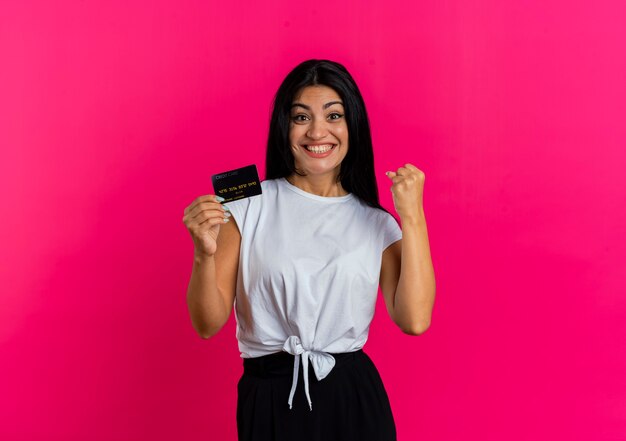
[304,144,335,153]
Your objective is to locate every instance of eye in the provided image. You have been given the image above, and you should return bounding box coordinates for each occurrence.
[291,114,309,122]
[328,113,344,120]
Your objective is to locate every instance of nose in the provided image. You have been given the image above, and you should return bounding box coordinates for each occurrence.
[306,118,329,140]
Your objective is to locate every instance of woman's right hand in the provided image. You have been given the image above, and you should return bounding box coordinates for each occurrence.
[182,195,231,257]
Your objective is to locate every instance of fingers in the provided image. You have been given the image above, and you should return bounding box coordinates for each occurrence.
[386,170,405,183]
[194,210,231,228]
[395,163,417,176]
[182,195,227,224]
[184,194,224,214]
[387,163,425,181]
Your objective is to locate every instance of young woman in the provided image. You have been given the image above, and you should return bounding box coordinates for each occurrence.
[183,59,436,441]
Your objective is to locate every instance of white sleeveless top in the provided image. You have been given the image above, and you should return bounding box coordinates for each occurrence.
[226,177,402,410]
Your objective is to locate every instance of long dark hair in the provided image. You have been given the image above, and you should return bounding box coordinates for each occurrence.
[265,59,392,215]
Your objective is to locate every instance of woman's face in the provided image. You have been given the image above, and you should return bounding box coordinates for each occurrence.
[288,85,349,178]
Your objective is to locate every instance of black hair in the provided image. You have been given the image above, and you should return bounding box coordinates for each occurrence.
[265,59,392,216]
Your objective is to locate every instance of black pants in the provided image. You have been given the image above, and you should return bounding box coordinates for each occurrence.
[237,349,397,441]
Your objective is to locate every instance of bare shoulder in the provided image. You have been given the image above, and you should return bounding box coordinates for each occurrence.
[219,213,242,241]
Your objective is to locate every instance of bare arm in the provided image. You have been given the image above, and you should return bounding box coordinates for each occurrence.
[379,212,436,335]
[379,163,436,335]
[185,208,241,339]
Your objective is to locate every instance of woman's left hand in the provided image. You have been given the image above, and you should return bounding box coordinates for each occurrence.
[386,163,425,223]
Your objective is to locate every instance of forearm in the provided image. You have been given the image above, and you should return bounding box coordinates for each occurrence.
[186,253,228,338]
[393,209,436,334]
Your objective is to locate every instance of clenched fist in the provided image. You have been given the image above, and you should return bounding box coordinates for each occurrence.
[386,163,426,223]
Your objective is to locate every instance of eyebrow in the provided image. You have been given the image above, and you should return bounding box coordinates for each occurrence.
[290,101,344,110]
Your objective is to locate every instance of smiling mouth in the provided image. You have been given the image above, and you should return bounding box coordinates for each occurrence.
[303,144,336,153]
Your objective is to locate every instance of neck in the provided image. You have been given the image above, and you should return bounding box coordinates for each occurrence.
[285,172,348,197]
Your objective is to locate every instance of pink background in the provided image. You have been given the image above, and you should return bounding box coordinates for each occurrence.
[1,1,625,440]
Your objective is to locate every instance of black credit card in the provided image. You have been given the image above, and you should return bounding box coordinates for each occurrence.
[211,164,262,202]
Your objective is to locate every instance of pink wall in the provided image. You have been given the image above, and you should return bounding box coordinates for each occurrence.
[1,1,625,440]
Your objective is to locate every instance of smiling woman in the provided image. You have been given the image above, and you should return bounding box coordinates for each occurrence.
[183,59,436,441]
